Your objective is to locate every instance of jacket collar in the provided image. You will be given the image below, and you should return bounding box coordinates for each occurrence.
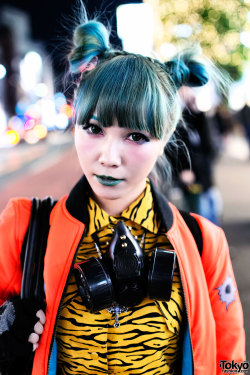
[149,180,173,231]
[65,175,173,232]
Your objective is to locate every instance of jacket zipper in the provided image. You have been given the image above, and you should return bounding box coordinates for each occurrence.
[46,230,85,374]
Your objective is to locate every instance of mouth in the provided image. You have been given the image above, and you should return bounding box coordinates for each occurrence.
[95,175,124,186]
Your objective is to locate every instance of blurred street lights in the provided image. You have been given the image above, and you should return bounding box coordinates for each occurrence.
[145,0,250,80]
[117,3,154,56]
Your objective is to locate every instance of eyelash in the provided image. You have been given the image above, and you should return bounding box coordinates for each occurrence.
[82,123,150,144]
[127,132,150,143]
[82,123,103,135]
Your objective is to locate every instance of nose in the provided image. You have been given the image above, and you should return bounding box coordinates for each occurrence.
[98,137,122,167]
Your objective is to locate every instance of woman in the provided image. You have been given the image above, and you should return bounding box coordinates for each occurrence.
[0,17,245,375]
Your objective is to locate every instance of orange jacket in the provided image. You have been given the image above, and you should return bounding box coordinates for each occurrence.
[0,177,245,374]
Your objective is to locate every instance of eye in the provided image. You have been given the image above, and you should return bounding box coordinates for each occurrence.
[82,123,103,135]
[128,132,150,144]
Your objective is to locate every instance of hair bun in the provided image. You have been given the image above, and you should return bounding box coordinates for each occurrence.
[70,20,110,74]
[164,57,209,89]
[186,61,209,87]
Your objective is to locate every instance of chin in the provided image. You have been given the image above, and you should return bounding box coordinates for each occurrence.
[91,182,124,200]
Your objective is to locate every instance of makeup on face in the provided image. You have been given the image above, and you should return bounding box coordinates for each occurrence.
[74,117,165,215]
[95,175,124,186]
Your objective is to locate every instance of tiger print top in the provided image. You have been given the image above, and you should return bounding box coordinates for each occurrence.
[56,180,184,375]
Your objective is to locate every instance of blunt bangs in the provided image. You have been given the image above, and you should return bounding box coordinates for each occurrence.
[74,55,176,139]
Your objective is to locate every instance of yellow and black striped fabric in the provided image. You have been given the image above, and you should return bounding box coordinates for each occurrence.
[56,180,184,374]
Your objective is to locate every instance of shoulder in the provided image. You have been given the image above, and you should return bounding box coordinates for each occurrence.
[0,197,32,255]
[1,197,31,213]
[0,198,32,300]
[170,203,228,260]
[189,213,231,276]
[0,197,32,236]
[191,213,227,252]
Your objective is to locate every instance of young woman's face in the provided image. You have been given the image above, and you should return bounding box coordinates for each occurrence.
[74,116,165,212]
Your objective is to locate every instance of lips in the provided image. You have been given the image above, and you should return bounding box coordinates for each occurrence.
[95,175,124,186]
[97,175,122,181]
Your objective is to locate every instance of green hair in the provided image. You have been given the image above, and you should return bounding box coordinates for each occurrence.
[74,54,180,140]
[70,20,110,74]
[69,20,210,141]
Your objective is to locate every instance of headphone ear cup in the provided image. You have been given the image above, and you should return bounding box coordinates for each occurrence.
[148,249,176,301]
[74,258,114,312]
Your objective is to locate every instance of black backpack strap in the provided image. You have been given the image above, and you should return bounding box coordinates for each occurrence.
[20,199,39,271]
[20,197,55,303]
[179,210,203,257]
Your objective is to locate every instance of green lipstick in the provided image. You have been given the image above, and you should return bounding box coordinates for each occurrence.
[96,175,124,186]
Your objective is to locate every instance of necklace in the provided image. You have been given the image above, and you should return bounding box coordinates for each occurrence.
[93,221,146,328]
[106,304,128,328]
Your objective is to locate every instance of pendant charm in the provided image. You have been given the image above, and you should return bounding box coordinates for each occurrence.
[107,304,128,328]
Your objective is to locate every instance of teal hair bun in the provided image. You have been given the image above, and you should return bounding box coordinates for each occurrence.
[70,20,110,73]
[164,59,209,89]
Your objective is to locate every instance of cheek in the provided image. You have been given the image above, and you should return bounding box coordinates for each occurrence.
[74,129,96,158]
[124,147,143,164]
[125,144,161,171]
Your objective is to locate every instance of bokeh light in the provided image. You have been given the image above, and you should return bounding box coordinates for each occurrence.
[0,64,7,80]
[34,83,49,98]
[24,118,36,130]
[54,92,67,110]
[59,103,73,118]
[20,51,43,92]
[0,105,7,134]
[117,3,154,55]
[25,103,41,120]
[145,0,250,79]
[23,131,39,144]
[173,24,193,38]
[5,130,20,146]
[160,43,177,60]
[8,116,25,132]
[55,113,69,130]
[40,99,57,128]
[33,124,48,139]
[228,83,246,110]
[15,100,29,116]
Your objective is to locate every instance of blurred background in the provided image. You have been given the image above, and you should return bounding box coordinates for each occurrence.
[0,0,249,358]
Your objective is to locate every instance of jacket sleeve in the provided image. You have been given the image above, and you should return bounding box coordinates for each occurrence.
[195,215,246,373]
[0,198,31,305]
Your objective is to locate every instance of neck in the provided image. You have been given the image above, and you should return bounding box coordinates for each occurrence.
[93,181,146,216]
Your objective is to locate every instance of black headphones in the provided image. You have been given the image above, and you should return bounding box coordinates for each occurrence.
[74,221,176,312]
